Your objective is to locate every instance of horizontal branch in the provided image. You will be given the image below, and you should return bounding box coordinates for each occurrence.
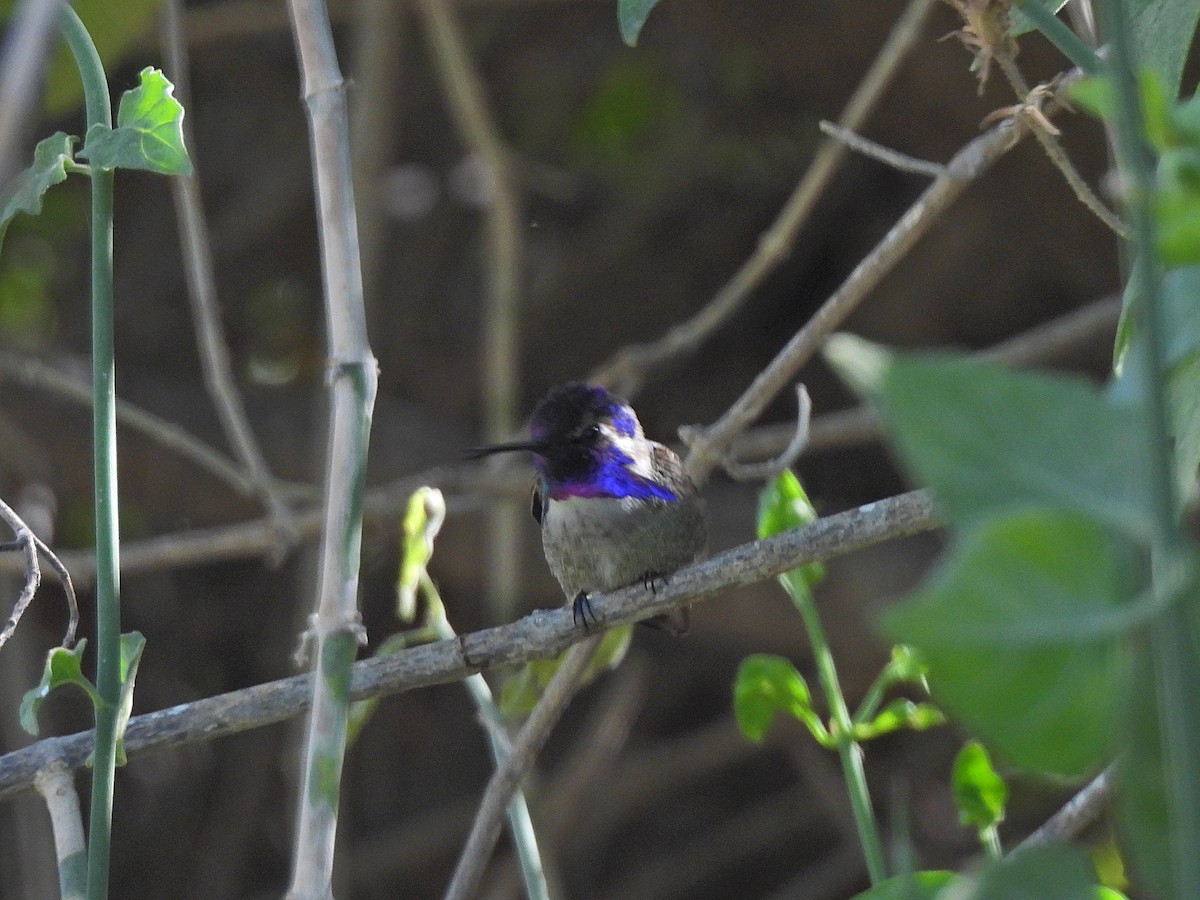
[0,489,937,803]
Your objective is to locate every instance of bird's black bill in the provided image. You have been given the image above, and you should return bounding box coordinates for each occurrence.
[465,440,545,460]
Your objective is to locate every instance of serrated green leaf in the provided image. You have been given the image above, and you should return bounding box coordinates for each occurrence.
[882,509,1132,778]
[757,470,826,596]
[617,0,661,46]
[732,653,830,746]
[952,741,1008,830]
[827,336,1158,543]
[0,133,77,255]
[853,698,945,740]
[849,870,957,899]
[499,625,632,717]
[81,67,193,175]
[19,639,100,736]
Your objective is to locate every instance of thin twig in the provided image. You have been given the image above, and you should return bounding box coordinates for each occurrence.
[1014,767,1112,851]
[716,383,812,481]
[683,65,1089,485]
[587,0,939,397]
[994,55,1126,236]
[0,496,41,652]
[0,489,939,803]
[0,350,316,505]
[415,0,525,623]
[818,121,945,177]
[161,0,297,541]
[726,293,1123,464]
[443,635,603,900]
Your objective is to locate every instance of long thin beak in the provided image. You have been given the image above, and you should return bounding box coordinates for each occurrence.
[465,440,545,460]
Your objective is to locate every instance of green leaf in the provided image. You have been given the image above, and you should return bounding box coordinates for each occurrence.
[881,509,1131,778]
[0,133,77,255]
[827,336,1157,543]
[112,632,146,765]
[19,639,100,736]
[81,67,193,175]
[1129,0,1200,99]
[617,0,661,46]
[850,870,957,899]
[853,698,945,740]
[954,843,1100,899]
[1009,0,1069,38]
[499,625,632,717]
[732,653,831,747]
[757,470,826,596]
[952,741,1008,830]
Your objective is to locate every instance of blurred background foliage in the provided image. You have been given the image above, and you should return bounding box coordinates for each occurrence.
[0,0,1162,897]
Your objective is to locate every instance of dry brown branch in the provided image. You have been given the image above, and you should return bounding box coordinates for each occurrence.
[0,495,77,651]
[0,350,316,506]
[683,65,1089,485]
[162,0,297,540]
[415,0,525,623]
[588,0,939,397]
[0,489,939,803]
[727,293,1122,465]
[1014,767,1112,852]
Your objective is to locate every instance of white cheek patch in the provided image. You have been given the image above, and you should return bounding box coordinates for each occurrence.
[602,424,656,480]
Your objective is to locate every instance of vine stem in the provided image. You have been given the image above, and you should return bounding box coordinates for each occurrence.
[56,7,119,900]
[785,571,887,884]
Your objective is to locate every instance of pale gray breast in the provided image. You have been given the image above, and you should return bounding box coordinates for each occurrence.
[540,494,707,599]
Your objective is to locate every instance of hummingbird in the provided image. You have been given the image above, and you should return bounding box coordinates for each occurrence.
[470,382,708,631]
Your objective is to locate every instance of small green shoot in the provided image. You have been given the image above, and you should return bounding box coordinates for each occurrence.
[952,741,1008,860]
[733,653,831,747]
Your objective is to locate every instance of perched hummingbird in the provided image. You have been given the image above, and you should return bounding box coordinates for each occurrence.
[470,382,708,631]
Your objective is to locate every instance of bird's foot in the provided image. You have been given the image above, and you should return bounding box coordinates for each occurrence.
[572,592,598,631]
[641,570,670,594]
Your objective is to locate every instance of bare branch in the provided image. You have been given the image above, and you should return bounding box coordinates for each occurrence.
[415,0,525,622]
[0,350,316,506]
[1014,767,1112,851]
[818,121,945,177]
[0,495,76,649]
[684,66,1089,484]
[161,0,297,536]
[588,0,939,396]
[0,489,938,803]
[444,635,602,900]
[710,383,812,481]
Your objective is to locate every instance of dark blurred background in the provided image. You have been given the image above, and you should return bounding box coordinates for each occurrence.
[0,0,1138,897]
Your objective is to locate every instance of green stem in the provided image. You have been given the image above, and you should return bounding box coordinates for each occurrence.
[787,576,888,884]
[1097,0,1200,894]
[1013,0,1104,76]
[424,575,550,900]
[980,824,1003,861]
[57,8,118,900]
